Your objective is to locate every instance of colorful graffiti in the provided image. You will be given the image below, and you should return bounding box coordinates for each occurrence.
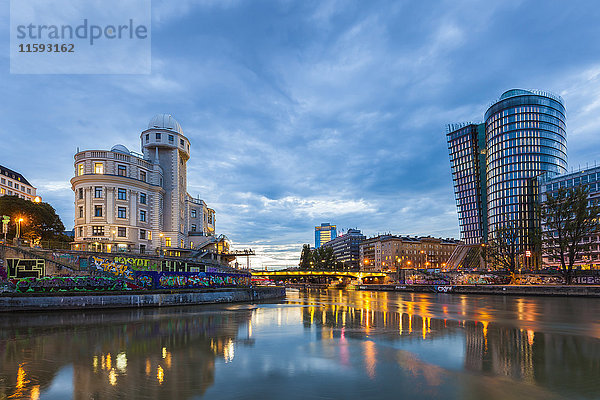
[50,252,81,267]
[6,259,45,279]
[13,276,123,293]
[89,256,134,280]
[133,271,251,290]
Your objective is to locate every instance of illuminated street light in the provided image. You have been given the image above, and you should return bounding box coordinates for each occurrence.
[16,218,24,241]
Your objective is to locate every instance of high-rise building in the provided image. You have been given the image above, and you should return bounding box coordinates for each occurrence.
[447,89,568,255]
[0,165,40,202]
[322,229,365,270]
[71,114,216,253]
[314,223,337,248]
[447,123,487,244]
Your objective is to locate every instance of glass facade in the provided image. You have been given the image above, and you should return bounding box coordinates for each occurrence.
[485,89,567,250]
[315,223,337,248]
[447,123,487,244]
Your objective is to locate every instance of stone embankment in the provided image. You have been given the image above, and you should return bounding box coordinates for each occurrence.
[0,286,285,311]
[356,284,600,297]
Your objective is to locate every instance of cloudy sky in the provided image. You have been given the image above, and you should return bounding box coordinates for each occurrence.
[2,0,600,269]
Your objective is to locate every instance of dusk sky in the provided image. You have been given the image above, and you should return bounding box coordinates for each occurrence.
[3,0,600,269]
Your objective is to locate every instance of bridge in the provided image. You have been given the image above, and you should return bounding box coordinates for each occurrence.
[251,270,387,282]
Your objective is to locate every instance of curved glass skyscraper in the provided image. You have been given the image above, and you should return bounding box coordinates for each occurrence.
[484,89,567,249]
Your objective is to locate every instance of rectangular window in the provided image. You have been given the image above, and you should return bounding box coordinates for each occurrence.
[181,239,185,248]
[0,178,4,184]
[21,185,25,191]
[140,229,146,240]
[145,133,149,142]
[118,188,127,200]
[118,207,127,219]
[117,165,127,176]
[191,209,197,218]
[7,181,12,187]
[27,188,31,194]
[180,139,185,146]
[79,188,84,199]
[191,224,196,232]
[168,134,174,143]
[78,227,83,237]
[94,205,103,217]
[118,227,126,237]
[79,206,84,218]
[140,210,146,222]
[92,226,104,236]
[140,193,147,204]
[140,170,147,182]
[77,164,84,176]
[0,188,4,195]
[94,186,102,198]
[156,133,161,140]
[94,162,104,174]
[7,190,11,195]
[165,237,171,247]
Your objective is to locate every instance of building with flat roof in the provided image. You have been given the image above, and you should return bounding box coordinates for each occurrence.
[322,228,365,270]
[70,114,215,254]
[315,223,337,248]
[359,235,460,272]
[0,165,39,202]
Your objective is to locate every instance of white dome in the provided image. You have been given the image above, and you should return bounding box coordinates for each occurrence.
[111,144,130,154]
[148,113,183,134]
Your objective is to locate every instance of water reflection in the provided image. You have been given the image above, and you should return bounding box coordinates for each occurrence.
[0,290,599,399]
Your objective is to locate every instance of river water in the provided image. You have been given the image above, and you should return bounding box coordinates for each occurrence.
[1,289,599,399]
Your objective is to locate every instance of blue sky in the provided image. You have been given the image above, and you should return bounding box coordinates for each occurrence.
[2,0,600,268]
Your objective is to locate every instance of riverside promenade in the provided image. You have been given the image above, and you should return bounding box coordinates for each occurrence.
[356,284,600,297]
[0,286,285,311]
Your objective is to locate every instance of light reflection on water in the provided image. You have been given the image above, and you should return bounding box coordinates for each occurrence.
[0,289,599,399]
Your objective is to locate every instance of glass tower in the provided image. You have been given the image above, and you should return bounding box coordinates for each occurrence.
[315,223,337,248]
[447,123,487,244]
[484,89,567,250]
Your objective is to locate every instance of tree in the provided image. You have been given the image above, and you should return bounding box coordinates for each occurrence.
[541,186,600,284]
[299,244,312,269]
[0,195,66,243]
[486,224,520,282]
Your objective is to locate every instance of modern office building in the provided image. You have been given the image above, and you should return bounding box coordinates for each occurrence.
[0,165,40,202]
[359,235,459,272]
[447,123,487,244]
[315,223,337,248]
[70,114,216,253]
[539,166,600,269]
[322,228,365,270]
[447,89,568,257]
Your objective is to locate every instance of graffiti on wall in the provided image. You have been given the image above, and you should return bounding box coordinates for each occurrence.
[6,258,45,279]
[13,276,123,293]
[50,252,81,267]
[134,271,251,290]
[113,256,161,271]
[89,256,134,280]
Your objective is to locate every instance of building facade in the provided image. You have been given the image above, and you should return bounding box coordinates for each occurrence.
[359,235,459,272]
[539,166,600,269]
[70,114,215,253]
[315,223,337,248]
[0,165,39,202]
[485,89,567,252]
[447,123,487,244]
[322,228,365,270]
[447,89,568,256]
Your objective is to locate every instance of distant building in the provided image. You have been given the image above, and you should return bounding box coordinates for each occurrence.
[322,229,365,270]
[539,166,600,269]
[359,235,460,272]
[315,223,337,248]
[70,114,215,254]
[0,165,39,202]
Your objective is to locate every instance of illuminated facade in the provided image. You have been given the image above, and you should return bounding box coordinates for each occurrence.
[0,165,39,201]
[71,114,216,253]
[315,223,337,248]
[447,123,487,244]
[485,89,567,251]
[322,229,365,270]
[447,89,568,255]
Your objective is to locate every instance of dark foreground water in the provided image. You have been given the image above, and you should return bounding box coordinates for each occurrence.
[1,289,599,400]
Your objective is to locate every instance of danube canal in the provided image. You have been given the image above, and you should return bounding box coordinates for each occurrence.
[1,289,599,399]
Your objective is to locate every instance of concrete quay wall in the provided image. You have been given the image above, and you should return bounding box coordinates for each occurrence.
[357,284,600,297]
[0,287,285,312]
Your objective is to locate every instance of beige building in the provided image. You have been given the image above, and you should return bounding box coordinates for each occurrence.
[359,235,460,272]
[70,114,215,254]
[0,165,39,202]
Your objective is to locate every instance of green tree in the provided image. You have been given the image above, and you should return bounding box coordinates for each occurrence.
[299,244,313,269]
[486,224,520,282]
[0,195,66,243]
[541,186,600,285]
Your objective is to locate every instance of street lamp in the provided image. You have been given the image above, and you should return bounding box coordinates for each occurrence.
[16,218,24,240]
[159,233,164,256]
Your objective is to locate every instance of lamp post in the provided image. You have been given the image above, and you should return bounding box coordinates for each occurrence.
[16,218,24,243]
[159,233,164,257]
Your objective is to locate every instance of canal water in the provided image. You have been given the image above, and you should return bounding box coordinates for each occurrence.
[1,289,599,399]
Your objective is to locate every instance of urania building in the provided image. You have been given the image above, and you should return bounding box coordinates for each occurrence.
[70,114,215,254]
